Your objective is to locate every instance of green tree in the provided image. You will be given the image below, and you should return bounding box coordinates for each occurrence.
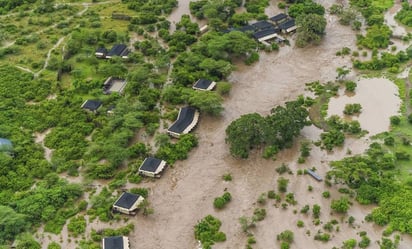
[0,206,28,244]
[331,197,351,213]
[225,113,266,158]
[296,13,327,47]
[189,91,224,116]
[277,177,289,193]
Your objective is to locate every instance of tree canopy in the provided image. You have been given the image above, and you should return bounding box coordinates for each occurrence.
[225,99,309,158]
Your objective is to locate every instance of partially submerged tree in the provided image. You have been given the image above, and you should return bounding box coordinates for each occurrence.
[296,13,327,47]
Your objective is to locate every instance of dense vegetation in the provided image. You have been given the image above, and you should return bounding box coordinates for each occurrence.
[194,215,226,249]
[225,98,310,158]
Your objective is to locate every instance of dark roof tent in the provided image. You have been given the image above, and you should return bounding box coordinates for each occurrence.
[270,13,288,22]
[140,157,163,173]
[193,79,216,90]
[251,21,273,30]
[103,236,125,249]
[253,28,280,39]
[114,192,140,209]
[168,106,198,135]
[279,19,296,30]
[107,44,129,57]
[81,100,102,111]
[306,169,322,181]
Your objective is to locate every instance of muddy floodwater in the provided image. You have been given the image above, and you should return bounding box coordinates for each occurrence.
[328,78,402,136]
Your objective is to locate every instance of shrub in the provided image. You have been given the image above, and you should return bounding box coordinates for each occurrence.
[390,116,401,125]
[358,235,370,248]
[331,197,350,213]
[253,208,266,221]
[277,177,289,192]
[67,216,86,237]
[130,188,149,198]
[222,173,232,181]
[277,230,294,243]
[312,204,321,218]
[285,193,297,205]
[245,52,259,65]
[345,80,357,92]
[300,205,310,214]
[297,220,304,227]
[314,232,330,241]
[213,192,232,209]
[194,215,226,248]
[257,192,267,205]
[343,103,362,115]
[384,136,395,146]
[216,82,232,95]
[267,190,277,199]
[322,191,330,198]
[276,163,291,174]
[343,239,357,249]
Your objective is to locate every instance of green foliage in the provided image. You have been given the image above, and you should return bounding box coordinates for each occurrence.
[90,224,134,242]
[322,191,330,198]
[47,242,61,249]
[359,235,371,248]
[300,204,310,214]
[345,81,357,92]
[216,81,232,95]
[156,134,198,164]
[225,99,309,158]
[222,173,232,181]
[276,163,291,175]
[277,177,289,193]
[343,239,357,249]
[130,188,149,198]
[331,197,351,213]
[213,192,232,209]
[343,103,362,115]
[296,13,327,47]
[253,208,266,221]
[312,204,321,218]
[277,230,294,243]
[297,220,304,227]
[357,25,392,49]
[194,215,226,249]
[239,216,256,233]
[189,91,224,116]
[395,3,412,27]
[87,187,115,222]
[314,232,330,242]
[390,116,401,126]
[0,206,29,244]
[320,129,345,151]
[67,216,86,237]
[288,1,325,18]
[300,141,311,158]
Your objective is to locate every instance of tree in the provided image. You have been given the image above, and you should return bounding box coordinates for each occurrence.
[225,113,266,158]
[277,177,289,192]
[331,197,351,213]
[296,13,327,47]
[0,206,29,244]
[189,91,224,116]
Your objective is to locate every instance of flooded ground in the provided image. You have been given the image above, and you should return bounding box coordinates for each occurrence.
[121,1,410,249]
[328,78,402,136]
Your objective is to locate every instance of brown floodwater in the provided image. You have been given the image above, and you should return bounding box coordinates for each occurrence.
[328,78,401,136]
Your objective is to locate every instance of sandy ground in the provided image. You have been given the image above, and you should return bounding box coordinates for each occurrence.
[34,0,412,248]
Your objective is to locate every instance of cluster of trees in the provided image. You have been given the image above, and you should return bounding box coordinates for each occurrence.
[353,49,411,71]
[288,0,326,47]
[395,2,412,26]
[122,0,177,19]
[225,99,310,158]
[194,215,226,249]
[328,142,412,234]
[0,0,36,13]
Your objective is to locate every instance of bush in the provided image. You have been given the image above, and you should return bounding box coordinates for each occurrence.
[267,190,277,199]
[277,177,289,192]
[213,192,232,209]
[276,163,291,174]
[194,215,226,248]
[343,103,362,115]
[331,197,350,213]
[245,52,259,65]
[300,205,310,214]
[277,230,294,243]
[314,232,330,241]
[253,208,266,221]
[297,220,304,227]
[312,204,321,218]
[216,81,232,95]
[390,116,401,125]
[384,136,395,146]
[222,173,232,181]
[67,216,86,237]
